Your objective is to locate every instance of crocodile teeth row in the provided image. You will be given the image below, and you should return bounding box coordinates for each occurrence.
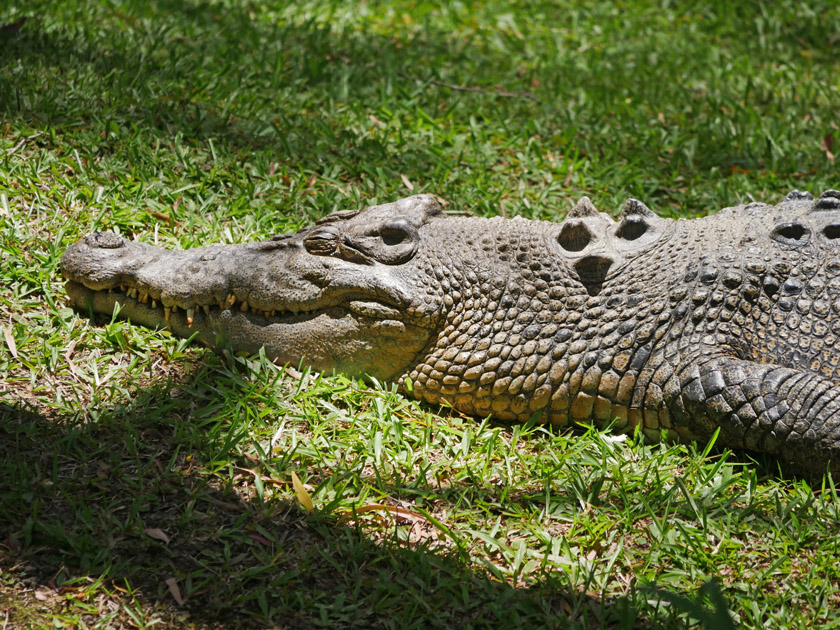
[113,289,282,325]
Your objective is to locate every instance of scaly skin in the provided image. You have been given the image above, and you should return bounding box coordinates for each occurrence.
[62,191,840,473]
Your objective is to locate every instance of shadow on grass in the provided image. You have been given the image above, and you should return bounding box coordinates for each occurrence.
[0,0,534,170]
[3,0,839,208]
[0,377,655,629]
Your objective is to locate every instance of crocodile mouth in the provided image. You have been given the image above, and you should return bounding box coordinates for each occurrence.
[64,281,409,328]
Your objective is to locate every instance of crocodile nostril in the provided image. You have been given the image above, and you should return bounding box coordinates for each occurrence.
[770,222,809,246]
[823,224,840,240]
[86,232,124,249]
[573,255,613,296]
[557,222,593,252]
[616,216,649,241]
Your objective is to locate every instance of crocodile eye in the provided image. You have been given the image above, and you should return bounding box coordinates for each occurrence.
[770,222,810,246]
[616,216,648,241]
[380,218,414,246]
[337,217,420,265]
[557,222,592,252]
[823,224,840,241]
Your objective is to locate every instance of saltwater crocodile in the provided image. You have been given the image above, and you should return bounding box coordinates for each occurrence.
[62,191,840,473]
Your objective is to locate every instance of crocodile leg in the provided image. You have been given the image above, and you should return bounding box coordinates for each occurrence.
[670,356,840,473]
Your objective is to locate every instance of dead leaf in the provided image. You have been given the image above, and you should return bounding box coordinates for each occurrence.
[65,358,81,380]
[33,590,49,601]
[3,326,17,358]
[144,528,170,544]
[369,114,386,127]
[657,112,665,124]
[63,339,77,361]
[249,533,272,546]
[325,181,348,195]
[291,471,314,513]
[563,163,574,187]
[200,495,241,511]
[165,577,184,605]
[821,133,835,162]
[400,174,414,191]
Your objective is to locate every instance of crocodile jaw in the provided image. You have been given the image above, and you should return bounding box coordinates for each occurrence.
[65,281,431,378]
[61,231,437,379]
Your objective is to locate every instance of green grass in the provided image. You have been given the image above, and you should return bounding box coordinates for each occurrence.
[2,0,840,627]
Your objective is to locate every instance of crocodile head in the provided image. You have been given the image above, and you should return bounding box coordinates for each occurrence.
[62,195,447,379]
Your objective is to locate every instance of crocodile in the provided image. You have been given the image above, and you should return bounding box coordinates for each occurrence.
[62,191,840,473]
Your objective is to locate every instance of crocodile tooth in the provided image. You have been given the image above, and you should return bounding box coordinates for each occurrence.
[164,306,171,321]
[269,310,276,318]
[226,293,236,308]
[241,300,249,312]
[172,304,178,313]
[202,304,210,316]
[218,301,225,310]
[127,287,137,298]
[120,284,126,292]
[139,291,148,303]
[151,300,157,309]
[186,308,194,326]
[264,310,271,320]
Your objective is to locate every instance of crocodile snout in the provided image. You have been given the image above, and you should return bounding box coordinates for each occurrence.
[85,232,126,249]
